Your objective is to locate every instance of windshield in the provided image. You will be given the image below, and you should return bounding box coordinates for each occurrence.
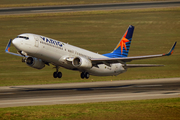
[17,36,29,40]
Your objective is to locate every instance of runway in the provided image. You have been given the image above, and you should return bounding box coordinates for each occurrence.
[0,78,179,108]
[0,1,180,15]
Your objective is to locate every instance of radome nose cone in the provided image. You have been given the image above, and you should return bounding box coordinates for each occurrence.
[12,39,18,46]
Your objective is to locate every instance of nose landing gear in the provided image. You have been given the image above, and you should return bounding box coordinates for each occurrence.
[53,66,62,78]
[81,72,90,79]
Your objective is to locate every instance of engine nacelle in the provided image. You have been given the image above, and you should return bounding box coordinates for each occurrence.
[72,57,92,69]
[26,57,45,69]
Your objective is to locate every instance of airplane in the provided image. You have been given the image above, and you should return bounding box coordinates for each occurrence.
[5,25,177,79]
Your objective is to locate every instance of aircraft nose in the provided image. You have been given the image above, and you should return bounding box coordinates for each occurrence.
[12,39,18,47]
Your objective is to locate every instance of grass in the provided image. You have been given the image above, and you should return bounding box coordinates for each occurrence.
[0,98,180,120]
[0,0,167,8]
[0,7,180,86]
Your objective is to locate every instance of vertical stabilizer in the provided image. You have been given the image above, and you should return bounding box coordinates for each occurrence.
[103,25,134,58]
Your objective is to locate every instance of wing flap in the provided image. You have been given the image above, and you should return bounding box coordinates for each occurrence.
[125,64,164,68]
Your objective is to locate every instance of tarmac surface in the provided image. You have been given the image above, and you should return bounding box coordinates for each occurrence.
[0,1,180,15]
[0,78,180,108]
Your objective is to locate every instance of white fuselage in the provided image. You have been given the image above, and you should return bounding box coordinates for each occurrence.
[12,33,126,76]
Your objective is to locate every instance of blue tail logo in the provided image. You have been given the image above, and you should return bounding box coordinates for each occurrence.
[103,25,134,58]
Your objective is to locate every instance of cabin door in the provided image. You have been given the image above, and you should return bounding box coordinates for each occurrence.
[34,36,39,47]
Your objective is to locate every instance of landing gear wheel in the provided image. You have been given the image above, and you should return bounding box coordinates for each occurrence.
[84,72,89,79]
[53,72,58,78]
[81,72,90,79]
[57,72,62,78]
[81,72,85,79]
[53,66,62,78]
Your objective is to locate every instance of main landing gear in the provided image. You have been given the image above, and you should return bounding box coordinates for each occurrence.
[53,66,62,78]
[52,66,89,79]
[81,72,89,79]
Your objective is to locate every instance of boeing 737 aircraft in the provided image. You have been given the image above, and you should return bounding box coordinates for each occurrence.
[5,25,176,79]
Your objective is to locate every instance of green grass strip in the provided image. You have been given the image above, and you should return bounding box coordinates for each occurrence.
[0,98,180,120]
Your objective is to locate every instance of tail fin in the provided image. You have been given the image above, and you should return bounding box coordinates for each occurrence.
[103,25,134,58]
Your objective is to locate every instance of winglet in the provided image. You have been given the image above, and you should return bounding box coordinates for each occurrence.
[164,42,177,56]
[5,39,12,52]
[5,39,24,57]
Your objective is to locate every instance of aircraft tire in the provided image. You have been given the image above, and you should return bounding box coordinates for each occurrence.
[85,72,90,79]
[57,72,62,78]
[81,72,89,79]
[53,72,58,78]
[80,72,85,79]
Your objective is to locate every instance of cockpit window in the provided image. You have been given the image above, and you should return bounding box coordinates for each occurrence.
[17,36,29,40]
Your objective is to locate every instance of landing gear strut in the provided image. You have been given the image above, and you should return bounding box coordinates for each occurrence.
[22,57,26,62]
[81,72,89,79]
[53,66,62,78]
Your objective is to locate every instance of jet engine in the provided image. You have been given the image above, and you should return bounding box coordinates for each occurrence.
[26,57,45,69]
[72,57,92,69]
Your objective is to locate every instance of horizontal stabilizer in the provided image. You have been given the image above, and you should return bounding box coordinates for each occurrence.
[125,64,164,68]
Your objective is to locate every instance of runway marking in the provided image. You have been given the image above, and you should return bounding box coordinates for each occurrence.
[0,93,179,106]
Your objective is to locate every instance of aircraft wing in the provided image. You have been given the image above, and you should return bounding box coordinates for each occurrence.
[5,39,24,57]
[91,42,177,66]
